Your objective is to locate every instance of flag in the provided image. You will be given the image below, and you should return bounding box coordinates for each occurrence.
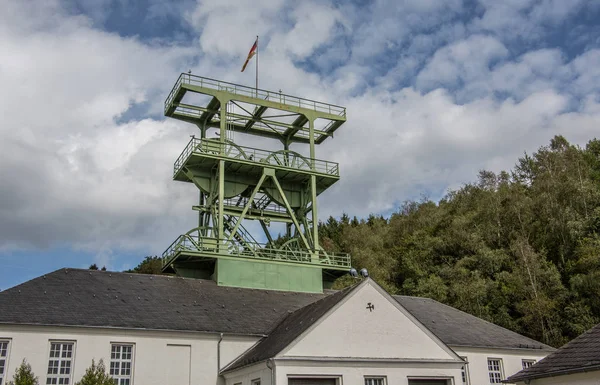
[241,38,258,72]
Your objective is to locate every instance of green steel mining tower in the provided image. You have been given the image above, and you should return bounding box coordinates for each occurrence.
[161,73,350,293]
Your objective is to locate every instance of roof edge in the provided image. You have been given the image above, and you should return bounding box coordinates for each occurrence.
[448,343,555,352]
[506,363,600,383]
[0,321,268,338]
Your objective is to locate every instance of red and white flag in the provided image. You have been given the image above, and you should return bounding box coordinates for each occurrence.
[241,38,258,72]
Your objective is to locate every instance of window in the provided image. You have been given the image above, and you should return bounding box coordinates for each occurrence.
[0,341,10,385]
[487,359,503,384]
[522,359,536,369]
[460,357,469,385]
[46,342,74,385]
[251,380,261,385]
[365,378,386,385]
[110,344,134,385]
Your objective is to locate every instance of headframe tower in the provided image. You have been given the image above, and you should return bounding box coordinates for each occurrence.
[162,74,350,293]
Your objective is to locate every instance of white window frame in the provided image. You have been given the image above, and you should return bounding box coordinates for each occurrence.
[110,343,134,385]
[522,359,536,369]
[460,356,470,385]
[0,340,11,385]
[46,341,75,385]
[487,358,504,384]
[365,376,386,385]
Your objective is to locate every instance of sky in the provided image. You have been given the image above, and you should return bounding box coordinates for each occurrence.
[1,0,599,289]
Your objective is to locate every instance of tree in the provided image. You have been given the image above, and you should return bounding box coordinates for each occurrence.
[88,264,98,270]
[7,359,38,385]
[126,256,163,275]
[75,359,114,385]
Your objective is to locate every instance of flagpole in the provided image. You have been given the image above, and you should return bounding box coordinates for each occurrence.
[255,35,259,97]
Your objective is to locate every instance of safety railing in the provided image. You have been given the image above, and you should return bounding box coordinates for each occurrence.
[222,197,287,215]
[173,138,340,177]
[165,73,346,117]
[162,235,351,269]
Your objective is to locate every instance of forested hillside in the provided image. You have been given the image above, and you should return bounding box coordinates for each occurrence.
[321,135,600,347]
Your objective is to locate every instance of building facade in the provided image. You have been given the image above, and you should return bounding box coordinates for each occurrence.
[0,269,553,385]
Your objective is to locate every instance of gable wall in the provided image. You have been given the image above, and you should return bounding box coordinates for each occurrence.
[0,324,259,385]
[283,282,455,360]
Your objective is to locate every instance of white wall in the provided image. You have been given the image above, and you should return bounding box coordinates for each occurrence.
[521,370,600,385]
[284,282,457,361]
[223,362,272,385]
[452,347,551,385]
[275,360,463,385]
[0,324,259,385]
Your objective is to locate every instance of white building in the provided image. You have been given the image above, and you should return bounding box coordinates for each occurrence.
[0,268,553,385]
[506,322,600,385]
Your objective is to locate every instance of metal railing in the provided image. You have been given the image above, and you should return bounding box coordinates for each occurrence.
[162,234,351,269]
[173,138,340,177]
[165,73,346,117]
[222,197,287,215]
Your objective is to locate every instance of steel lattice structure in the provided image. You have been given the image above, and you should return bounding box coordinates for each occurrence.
[161,74,350,292]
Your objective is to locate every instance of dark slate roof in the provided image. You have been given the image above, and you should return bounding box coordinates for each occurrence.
[0,268,327,335]
[394,295,554,351]
[0,268,550,355]
[506,323,600,382]
[222,281,359,372]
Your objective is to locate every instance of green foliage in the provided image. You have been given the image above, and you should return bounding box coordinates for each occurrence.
[75,359,114,385]
[126,256,164,275]
[7,359,39,385]
[318,136,600,347]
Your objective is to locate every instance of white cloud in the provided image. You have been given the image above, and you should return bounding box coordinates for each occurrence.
[470,0,587,41]
[0,0,197,260]
[415,35,509,93]
[1,0,600,273]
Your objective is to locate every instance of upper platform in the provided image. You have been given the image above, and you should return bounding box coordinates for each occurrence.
[164,73,347,144]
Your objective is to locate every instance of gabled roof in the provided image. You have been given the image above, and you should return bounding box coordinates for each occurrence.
[0,268,327,335]
[222,281,360,372]
[395,295,553,351]
[506,323,600,382]
[0,268,550,354]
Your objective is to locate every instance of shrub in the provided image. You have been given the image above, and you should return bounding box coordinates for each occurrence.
[75,359,114,385]
[7,359,39,385]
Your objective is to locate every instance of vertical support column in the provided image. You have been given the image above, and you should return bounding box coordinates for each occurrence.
[218,160,225,247]
[220,99,228,144]
[309,117,319,260]
[198,122,207,231]
[218,98,228,250]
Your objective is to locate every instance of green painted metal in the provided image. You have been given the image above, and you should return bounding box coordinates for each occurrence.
[161,73,350,293]
[216,259,323,293]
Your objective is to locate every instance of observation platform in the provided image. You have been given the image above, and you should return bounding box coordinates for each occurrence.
[161,236,351,273]
[164,73,346,145]
[173,138,340,180]
[173,138,340,202]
